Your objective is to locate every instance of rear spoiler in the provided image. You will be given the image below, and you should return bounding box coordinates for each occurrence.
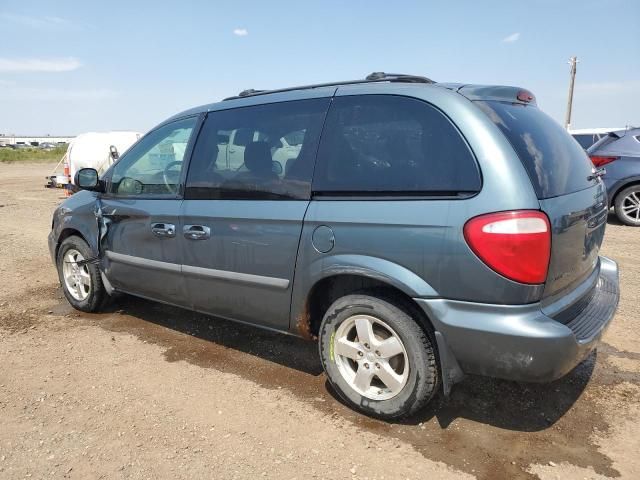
[454,85,537,106]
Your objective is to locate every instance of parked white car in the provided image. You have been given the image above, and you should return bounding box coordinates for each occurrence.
[216,128,304,175]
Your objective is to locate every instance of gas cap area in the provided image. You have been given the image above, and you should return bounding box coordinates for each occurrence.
[311,225,335,253]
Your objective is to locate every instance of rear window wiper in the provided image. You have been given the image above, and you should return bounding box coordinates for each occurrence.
[587,167,606,181]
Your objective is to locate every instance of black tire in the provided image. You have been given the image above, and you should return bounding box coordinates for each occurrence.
[318,294,439,420]
[614,185,640,227]
[56,235,107,312]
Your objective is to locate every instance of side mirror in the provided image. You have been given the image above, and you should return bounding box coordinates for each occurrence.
[75,168,102,192]
[272,160,283,175]
[109,145,119,160]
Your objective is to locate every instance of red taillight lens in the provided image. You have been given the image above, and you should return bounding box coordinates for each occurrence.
[590,156,617,168]
[463,211,551,284]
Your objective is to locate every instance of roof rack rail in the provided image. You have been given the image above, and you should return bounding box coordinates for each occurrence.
[224,72,435,101]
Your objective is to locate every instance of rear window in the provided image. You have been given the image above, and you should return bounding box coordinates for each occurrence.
[477,101,595,199]
[313,95,481,195]
[572,134,597,150]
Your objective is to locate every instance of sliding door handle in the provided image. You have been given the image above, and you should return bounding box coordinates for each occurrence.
[151,223,176,238]
[183,225,211,240]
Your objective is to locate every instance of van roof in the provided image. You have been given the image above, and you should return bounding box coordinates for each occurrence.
[222,72,436,101]
[166,73,537,123]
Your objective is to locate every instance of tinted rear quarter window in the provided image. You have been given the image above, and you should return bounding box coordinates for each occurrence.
[313,95,481,195]
[477,101,595,199]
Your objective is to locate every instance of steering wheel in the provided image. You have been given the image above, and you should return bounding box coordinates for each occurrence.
[118,176,144,195]
[162,161,182,194]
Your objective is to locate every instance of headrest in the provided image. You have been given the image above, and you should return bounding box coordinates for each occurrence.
[244,142,272,173]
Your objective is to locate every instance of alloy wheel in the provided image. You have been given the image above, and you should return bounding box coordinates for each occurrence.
[333,314,409,401]
[62,248,91,301]
[620,190,640,224]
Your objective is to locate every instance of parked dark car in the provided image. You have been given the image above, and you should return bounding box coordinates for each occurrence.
[588,128,640,226]
[49,73,620,419]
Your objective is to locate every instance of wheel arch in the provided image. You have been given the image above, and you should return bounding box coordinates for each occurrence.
[609,177,640,208]
[292,255,439,340]
[56,228,91,260]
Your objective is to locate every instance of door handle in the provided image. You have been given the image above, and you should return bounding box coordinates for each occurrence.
[151,223,176,238]
[183,224,211,240]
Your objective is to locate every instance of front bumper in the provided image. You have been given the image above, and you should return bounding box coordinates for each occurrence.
[415,256,619,386]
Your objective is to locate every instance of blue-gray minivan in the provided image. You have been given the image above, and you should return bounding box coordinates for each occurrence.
[49,73,620,419]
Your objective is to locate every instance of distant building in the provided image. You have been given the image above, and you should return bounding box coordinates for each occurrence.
[0,135,74,146]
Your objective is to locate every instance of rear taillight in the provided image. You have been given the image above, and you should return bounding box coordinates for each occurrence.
[463,210,551,284]
[590,156,618,168]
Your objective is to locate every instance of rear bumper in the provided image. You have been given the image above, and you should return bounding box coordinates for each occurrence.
[415,256,619,385]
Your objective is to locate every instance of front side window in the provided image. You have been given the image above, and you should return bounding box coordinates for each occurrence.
[313,95,481,195]
[109,117,197,196]
[185,98,330,200]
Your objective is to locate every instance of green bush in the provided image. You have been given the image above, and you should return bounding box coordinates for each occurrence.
[0,145,67,163]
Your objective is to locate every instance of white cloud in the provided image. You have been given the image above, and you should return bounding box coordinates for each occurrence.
[502,32,520,43]
[0,57,81,73]
[233,28,248,36]
[0,12,69,28]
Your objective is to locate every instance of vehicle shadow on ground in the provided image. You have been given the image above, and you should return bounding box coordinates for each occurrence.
[607,211,624,226]
[97,294,594,433]
[325,353,595,432]
[414,353,595,431]
[100,295,324,377]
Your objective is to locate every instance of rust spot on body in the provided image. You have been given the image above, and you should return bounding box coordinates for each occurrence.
[296,302,317,340]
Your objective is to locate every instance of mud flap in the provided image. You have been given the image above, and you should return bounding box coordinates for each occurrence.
[434,331,465,397]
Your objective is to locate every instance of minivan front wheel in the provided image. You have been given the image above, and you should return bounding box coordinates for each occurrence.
[56,236,107,312]
[319,294,439,419]
[615,185,640,226]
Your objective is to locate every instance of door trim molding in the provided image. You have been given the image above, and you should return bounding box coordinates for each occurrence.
[182,264,290,289]
[106,250,181,272]
[105,250,289,289]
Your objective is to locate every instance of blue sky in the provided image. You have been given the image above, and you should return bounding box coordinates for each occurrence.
[1,0,638,135]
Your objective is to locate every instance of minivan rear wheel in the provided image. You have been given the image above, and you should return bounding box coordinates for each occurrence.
[56,236,107,312]
[614,185,640,226]
[318,294,438,419]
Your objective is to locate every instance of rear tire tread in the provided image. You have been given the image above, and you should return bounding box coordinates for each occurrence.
[614,185,640,227]
[319,294,439,420]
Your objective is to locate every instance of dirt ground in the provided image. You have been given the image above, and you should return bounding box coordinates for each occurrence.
[1,162,639,480]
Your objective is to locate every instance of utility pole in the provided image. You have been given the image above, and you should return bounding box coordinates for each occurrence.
[564,56,578,129]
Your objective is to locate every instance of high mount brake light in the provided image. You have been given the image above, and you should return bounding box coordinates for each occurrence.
[464,210,551,284]
[517,90,535,103]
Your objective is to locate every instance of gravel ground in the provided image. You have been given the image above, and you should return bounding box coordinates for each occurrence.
[0,162,639,480]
